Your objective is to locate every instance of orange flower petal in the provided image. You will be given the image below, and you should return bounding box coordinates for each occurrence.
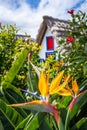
[9,100,42,107]
[72,79,79,95]
[38,71,49,96]
[50,74,70,94]
[57,88,72,96]
[49,71,64,94]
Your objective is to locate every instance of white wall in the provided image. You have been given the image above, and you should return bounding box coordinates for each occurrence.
[39,28,58,60]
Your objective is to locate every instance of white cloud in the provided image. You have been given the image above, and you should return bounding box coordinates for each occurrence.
[0,0,87,38]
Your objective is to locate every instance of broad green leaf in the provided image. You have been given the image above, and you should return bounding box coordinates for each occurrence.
[0,120,4,130]
[65,91,87,130]
[16,113,46,130]
[24,113,46,130]
[3,89,28,118]
[0,99,23,128]
[0,111,14,130]
[27,62,38,92]
[70,91,87,119]
[71,118,87,130]
[1,83,28,118]
[40,116,53,130]
[2,82,25,102]
[15,114,34,130]
[3,47,29,83]
[59,96,72,108]
[80,79,87,88]
[51,116,58,130]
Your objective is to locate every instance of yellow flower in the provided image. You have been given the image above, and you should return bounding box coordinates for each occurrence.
[57,79,83,98]
[9,71,70,125]
[38,70,70,97]
[38,70,49,96]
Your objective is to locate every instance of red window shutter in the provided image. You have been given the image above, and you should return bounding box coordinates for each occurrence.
[47,37,54,50]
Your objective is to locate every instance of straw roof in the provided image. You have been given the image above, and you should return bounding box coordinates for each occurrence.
[36,16,71,44]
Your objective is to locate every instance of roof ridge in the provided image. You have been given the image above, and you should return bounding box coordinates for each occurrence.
[43,15,69,23]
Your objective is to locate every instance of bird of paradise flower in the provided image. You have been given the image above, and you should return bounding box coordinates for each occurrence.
[8,62,87,130]
[9,70,70,129]
[57,78,87,130]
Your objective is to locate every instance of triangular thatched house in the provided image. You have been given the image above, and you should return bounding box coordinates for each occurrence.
[36,16,70,60]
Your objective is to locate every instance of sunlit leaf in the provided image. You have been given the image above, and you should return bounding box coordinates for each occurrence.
[4,48,29,83]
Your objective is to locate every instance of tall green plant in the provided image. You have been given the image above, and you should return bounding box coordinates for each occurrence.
[58,10,87,84]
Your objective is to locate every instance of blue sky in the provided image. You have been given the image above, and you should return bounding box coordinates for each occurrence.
[26,0,41,8]
[72,0,86,9]
[0,0,87,38]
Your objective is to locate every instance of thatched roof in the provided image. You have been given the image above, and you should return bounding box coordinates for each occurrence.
[36,16,71,44]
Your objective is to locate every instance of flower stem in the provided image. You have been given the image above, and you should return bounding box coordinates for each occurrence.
[65,109,70,130]
[58,118,64,130]
[27,61,34,92]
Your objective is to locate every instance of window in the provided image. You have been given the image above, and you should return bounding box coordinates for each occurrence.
[46,36,54,50]
[46,52,55,59]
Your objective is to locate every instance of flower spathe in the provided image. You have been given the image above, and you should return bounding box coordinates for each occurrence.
[10,100,58,114]
[9,100,60,124]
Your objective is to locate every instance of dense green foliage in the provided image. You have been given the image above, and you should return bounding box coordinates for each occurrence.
[0,25,40,88]
[58,11,87,84]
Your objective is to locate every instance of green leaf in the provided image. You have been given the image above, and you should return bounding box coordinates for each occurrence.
[65,91,87,130]
[16,113,46,130]
[1,83,28,118]
[60,96,72,108]
[70,91,87,119]
[2,82,25,102]
[0,99,23,128]
[10,101,64,130]
[51,116,58,130]
[4,47,29,83]
[83,63,87,76]
[71,118,87,130]
[0,120,4,130]
[40,115,53,130]
[24,113,45,130]
[15,114,34,130]
[76,118,87,129]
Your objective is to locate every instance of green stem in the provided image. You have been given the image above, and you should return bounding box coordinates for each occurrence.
[27,62,34,92]
[65,109,70,130]
[58,117,64,130]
